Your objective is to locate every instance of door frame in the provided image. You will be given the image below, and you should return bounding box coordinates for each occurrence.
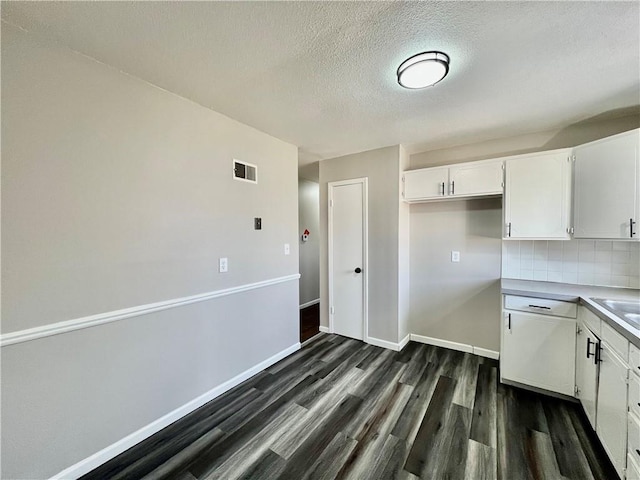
[328,177,369,341]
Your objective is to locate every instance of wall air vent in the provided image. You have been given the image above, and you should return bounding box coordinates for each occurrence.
[233,159,257,183]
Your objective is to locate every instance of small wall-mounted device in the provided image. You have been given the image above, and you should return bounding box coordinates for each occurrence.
[254,217,262,230]
[301,229,310,242]
[233,159,257,183]
[219,257,228,273]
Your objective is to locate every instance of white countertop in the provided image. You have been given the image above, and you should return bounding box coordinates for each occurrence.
[501,278,640,347]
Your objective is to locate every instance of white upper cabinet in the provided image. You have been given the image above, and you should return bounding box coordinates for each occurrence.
[403,159,502,203]
[573,129,640,240]
[403,166,449,201]
[449,160,503,197]
[504,149,572,240]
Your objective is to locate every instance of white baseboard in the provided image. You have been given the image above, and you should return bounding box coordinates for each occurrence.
[319,325,330,333]
[410,334,499,359]
[473,346,500,360]
[366,336,403,352]
[398,334,411,350]
[299,299,320,309]
[410,334,474,354]
[51,342,300,480]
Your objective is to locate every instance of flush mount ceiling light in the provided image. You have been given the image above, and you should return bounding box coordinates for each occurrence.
[397,51,450,89]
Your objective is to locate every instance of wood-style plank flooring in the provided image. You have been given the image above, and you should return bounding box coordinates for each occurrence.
[81,334,618,480]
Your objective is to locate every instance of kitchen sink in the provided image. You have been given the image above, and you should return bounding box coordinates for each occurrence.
[592,298,640,329]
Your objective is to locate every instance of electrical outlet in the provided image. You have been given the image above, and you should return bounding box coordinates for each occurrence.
[451,251,460,263]
[219,257,228,273]
[284,244,290,255]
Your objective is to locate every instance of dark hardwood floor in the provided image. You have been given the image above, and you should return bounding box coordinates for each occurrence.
[300,303,320,343]
[81,334,618,480]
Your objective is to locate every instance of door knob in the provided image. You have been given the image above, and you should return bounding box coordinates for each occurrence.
[354,267,362,273]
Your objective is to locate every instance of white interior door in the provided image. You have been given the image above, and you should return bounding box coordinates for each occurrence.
[329,178,367,341]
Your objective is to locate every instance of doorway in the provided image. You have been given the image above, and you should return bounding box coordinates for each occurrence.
[298,177,320,343]
[328,178,368,341]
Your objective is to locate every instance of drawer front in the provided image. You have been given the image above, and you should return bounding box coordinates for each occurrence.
[630,414,640,469]
[631,343,640,375]
[580,306,601,337]
[504,295,577,318]
[631,374,640,419]
[602,321,629,363]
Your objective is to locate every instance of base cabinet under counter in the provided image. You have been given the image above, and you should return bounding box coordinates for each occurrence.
[501,295,577,397]
[598,340,630,478]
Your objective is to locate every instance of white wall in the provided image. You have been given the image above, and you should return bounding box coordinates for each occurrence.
[398,146,411,342]
[409,199,503,351]
[1,24,299,479]
[319,146,401,344]
[410,114,640,169]
[298,179,320,306]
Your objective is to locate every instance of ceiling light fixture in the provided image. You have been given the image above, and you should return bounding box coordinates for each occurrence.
[397,51,450,89]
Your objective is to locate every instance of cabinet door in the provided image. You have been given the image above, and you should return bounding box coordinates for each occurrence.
[573,129,639,239]
[449,161,503,197]
[501,311,576,396]
[403,167,448,201]
[628,452,640,480]
[575,322,599,429]
[596,342,629,478]
[504,151,571,239]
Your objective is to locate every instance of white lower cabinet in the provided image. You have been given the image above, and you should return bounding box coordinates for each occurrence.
[501,310,576,396]
[596,341,629,478]
[628,452,640,480]
[576,320,599,429]
[629,414,640,478]
[502,300,636,478]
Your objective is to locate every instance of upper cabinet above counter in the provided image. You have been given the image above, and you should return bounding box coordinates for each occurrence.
[402,158,503,202]
[504,149,572,240]
[573,129,639,240]
[403,128,640,241]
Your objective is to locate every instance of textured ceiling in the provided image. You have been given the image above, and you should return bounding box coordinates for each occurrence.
[2,1,639,165]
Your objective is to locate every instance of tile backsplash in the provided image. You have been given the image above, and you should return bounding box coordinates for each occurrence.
[502,240,640,288]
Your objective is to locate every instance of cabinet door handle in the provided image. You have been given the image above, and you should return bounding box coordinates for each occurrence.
[451,181,455,195]
[507,222,512,237]
[586,338,594,359]
[595,341,602,364]
[507,313,511,330]
[528,304,551,310]
[441,182,445,196]
[631,218,636,238]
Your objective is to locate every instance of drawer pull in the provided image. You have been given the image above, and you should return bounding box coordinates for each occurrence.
[528,304,551,310]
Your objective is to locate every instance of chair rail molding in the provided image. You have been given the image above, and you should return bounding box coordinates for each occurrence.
[1,274,301,347]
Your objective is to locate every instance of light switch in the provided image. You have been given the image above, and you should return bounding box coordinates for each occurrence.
[451,251,460,263]
[219,257,228,273]
[284,244,290,255]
